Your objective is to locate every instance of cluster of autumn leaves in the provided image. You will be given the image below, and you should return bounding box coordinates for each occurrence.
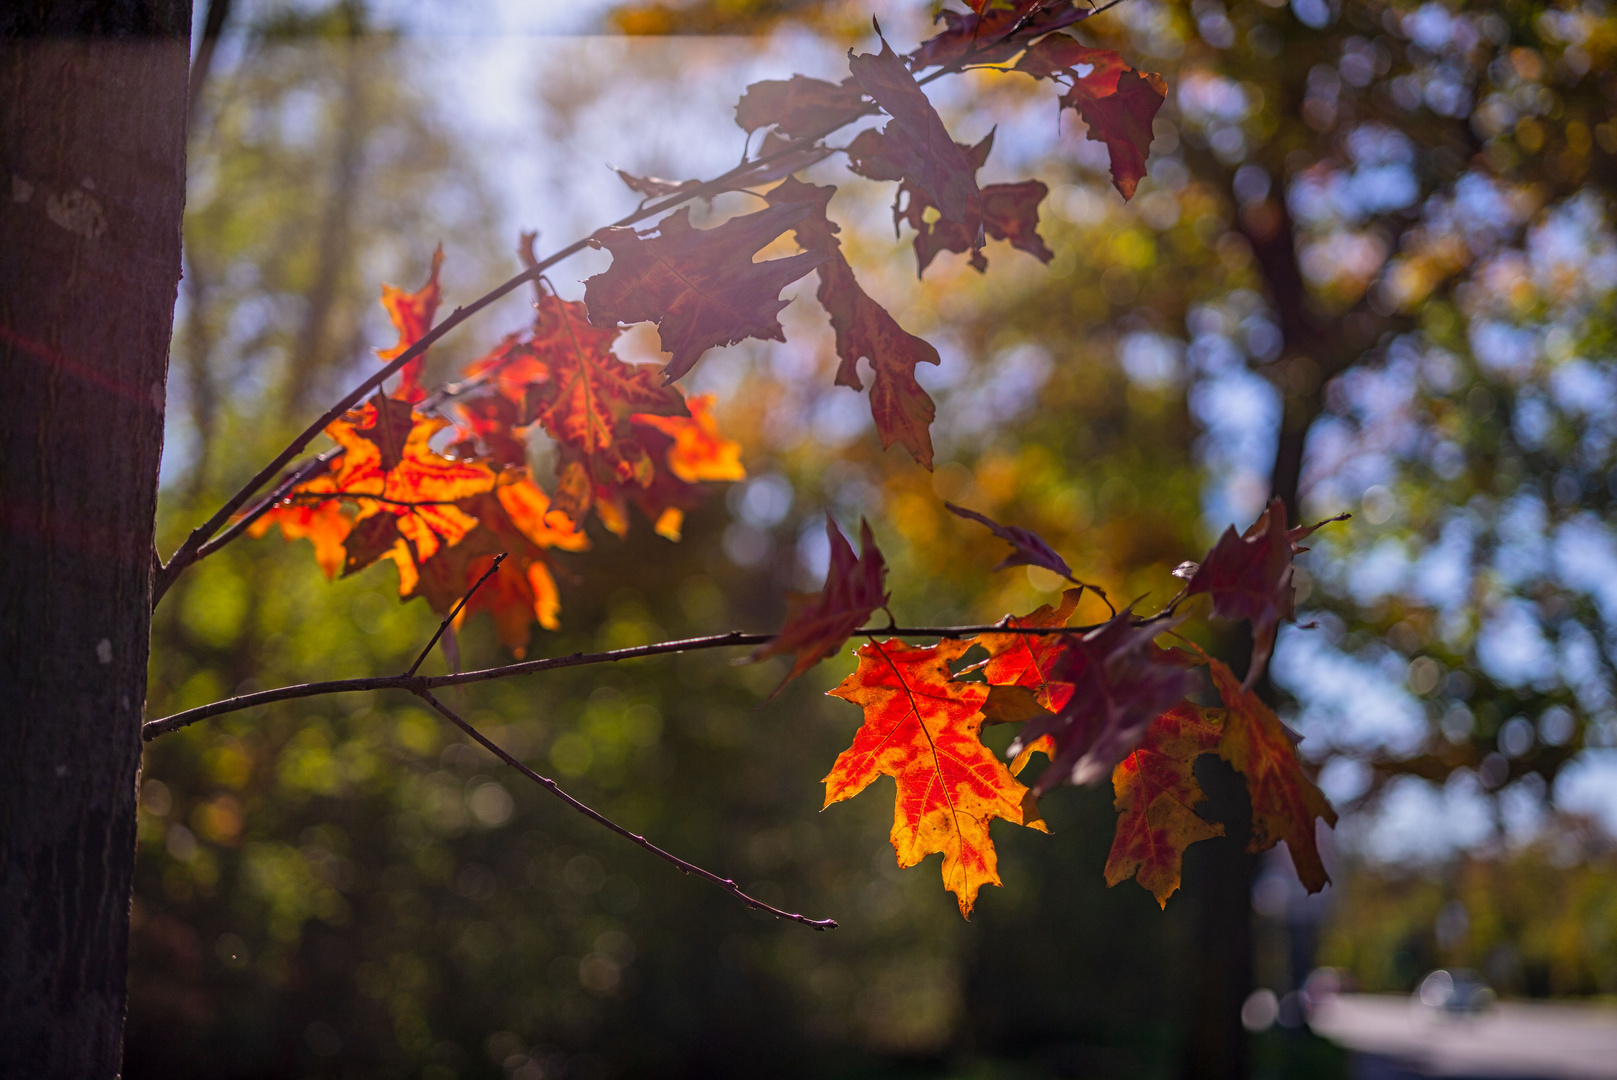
[246,0,1338,916]
[781,504,1343,916]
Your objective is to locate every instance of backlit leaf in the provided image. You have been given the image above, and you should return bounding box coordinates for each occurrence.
[751,515,889,695]
[1105,703,1225,906]
[826,637,1048,916]
[735,75,865,137]
[377,244,444,404]
[1014,37,1166,200]
[583,203,827,383]
[1205,655,1338,893]
[765,176,939,468]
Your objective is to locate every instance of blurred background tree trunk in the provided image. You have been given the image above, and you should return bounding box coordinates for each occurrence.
[0,3,191,1076]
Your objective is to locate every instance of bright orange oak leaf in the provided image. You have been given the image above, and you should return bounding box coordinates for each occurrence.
[1014,37,1166,200]
[322,397,496,566]
[1105,703,1225,906]
[765,176,939,469]
[848,35,980,229]
[377,244,444,404]
[1205,654,1338,893]
[583,203,827,383]
[751,515,889,695]
[1181,497,1349,690]
[631,394,746,484]
[826,637,1048,917]
[734,74,865,137]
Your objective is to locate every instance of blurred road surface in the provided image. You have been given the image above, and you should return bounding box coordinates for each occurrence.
[1310,994,1617,1079]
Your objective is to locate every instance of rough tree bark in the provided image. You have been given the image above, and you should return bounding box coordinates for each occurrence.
[0,3,191,1076]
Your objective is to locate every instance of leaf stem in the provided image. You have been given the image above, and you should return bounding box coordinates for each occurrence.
[408,552,506,676]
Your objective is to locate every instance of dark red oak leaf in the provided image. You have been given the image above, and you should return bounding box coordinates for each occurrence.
[735,75,866,137]
[614,169,702,200]
[1183,497,1348,691]
[847,34,980,228]
[945,502,1073,580]
[751,514,889,696]
[584,203,828,383]
[1014,36,1166,200]
[1007,611,1197,795]
[765,176,939,469]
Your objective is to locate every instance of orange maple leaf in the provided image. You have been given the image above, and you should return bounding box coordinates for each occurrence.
[968,589,1085,772]
[247,480,350,579]
[751,515,889,695]
[522,289,689,533]
[377,244,444,403]
[319,395,496,568]
[826,637,1048,917]
[631,393,746,484]
[1105,703,1225,906]
[1205,654,1338,893]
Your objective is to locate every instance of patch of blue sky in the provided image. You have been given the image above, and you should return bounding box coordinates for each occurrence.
[1273,623,1426,756]
[1474,597,1556,688]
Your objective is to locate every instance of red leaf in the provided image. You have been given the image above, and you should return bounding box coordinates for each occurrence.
[945,501,1073,580]
[1205,655,1338,893]
[1183,497,1348,690]
[1007,611,1197,794]
[735,75,865,137]
[750,515,889,695]
[848,35,980,228]
[584,204,827,383]
[377,244,444,404]
[1015,37,1166,200]
[826,637,1047,917]
[1105,703,1225,906]
[970,589,1085,771]
[765,176,939,469]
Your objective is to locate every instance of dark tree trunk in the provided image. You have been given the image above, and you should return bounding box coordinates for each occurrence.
[0,4,191,1076]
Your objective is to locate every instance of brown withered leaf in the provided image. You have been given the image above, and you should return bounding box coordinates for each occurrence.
[909,0,1090,70]
[735,74,865,137]
[1014,36,1166,200]
[765,176,939,469]
[1105,703,1225,906]
[583,203,827,383]
[614,169,702,200]
[847,34,980,228]
[1184,497,1348,690]
[945,501,1073,580]
[751,514,889,695]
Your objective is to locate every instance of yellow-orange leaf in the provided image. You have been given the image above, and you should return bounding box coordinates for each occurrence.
[826,638,1047,917]
[1206,655,1338,892]
[1105,703,1224,907]
[247,478,350,579]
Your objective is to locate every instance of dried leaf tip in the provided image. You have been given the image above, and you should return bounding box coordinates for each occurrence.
[945,502,1074,581]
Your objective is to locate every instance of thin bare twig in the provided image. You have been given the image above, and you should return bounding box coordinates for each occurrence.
[415,690,837,930]
[150,0,1118,604]
[138,620,1144,740]
[409,553,506,676]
